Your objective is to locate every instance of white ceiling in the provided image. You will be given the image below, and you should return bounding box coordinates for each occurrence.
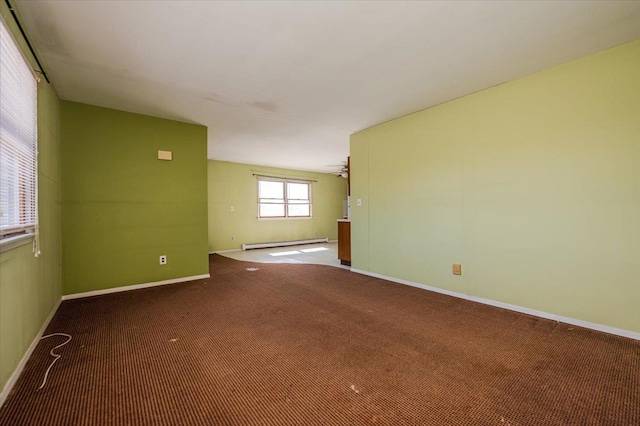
[15,1,640,173]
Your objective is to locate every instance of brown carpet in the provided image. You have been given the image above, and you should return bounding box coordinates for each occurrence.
[1,254,638,425]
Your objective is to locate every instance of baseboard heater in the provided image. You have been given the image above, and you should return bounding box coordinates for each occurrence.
[242,237,329,251]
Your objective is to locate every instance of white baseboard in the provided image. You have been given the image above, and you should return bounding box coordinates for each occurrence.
[351,268,640,341]
[62,274,211,301]
[242,237,329,251]
[0,298,62,408]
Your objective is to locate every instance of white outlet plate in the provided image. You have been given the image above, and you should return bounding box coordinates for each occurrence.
[159,255,167,265]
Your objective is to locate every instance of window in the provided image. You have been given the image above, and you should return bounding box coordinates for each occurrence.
[0,18,38,240]
[258,178,312,219]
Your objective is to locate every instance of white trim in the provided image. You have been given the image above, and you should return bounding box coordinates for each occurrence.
[351,268,640,341]
[62,274,211,300]
[0,298,61,408]
[257,216,313,221]
[0,233,34,253]
[210,249,242,254]
[242,237,328,251]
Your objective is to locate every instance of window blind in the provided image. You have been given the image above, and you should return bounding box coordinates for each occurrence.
[0,18,38,237]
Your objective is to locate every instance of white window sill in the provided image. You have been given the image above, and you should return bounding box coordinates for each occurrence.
[258,216,313,221]
[0,233,34,254]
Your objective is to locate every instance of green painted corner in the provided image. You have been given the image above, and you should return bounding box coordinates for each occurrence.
[60,102,209,295]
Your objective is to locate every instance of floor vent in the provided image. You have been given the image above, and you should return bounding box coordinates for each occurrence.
[242,237,328,251]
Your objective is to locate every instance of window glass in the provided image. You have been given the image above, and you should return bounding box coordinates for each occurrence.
[287,204,310,217]
[258,180,284,200]
[258,178,311,219]
[287,182,308,200]
[259,203,285,218]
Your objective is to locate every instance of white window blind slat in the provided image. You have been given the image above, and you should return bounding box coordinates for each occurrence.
[0,18,38,241]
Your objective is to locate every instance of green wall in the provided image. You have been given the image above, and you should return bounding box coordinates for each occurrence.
[208,160,347,252]
[0,2,62,395]
[61,102,209,295]
[351,40,640,334]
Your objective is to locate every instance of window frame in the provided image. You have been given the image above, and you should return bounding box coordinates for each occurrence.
[257,177,312,220]
[0,15,39,251]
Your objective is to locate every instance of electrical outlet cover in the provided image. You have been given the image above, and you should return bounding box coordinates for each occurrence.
[453,264,462,275]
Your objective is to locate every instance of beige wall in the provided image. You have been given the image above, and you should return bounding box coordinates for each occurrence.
[208,160,347,252]
[351,40,640,333]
